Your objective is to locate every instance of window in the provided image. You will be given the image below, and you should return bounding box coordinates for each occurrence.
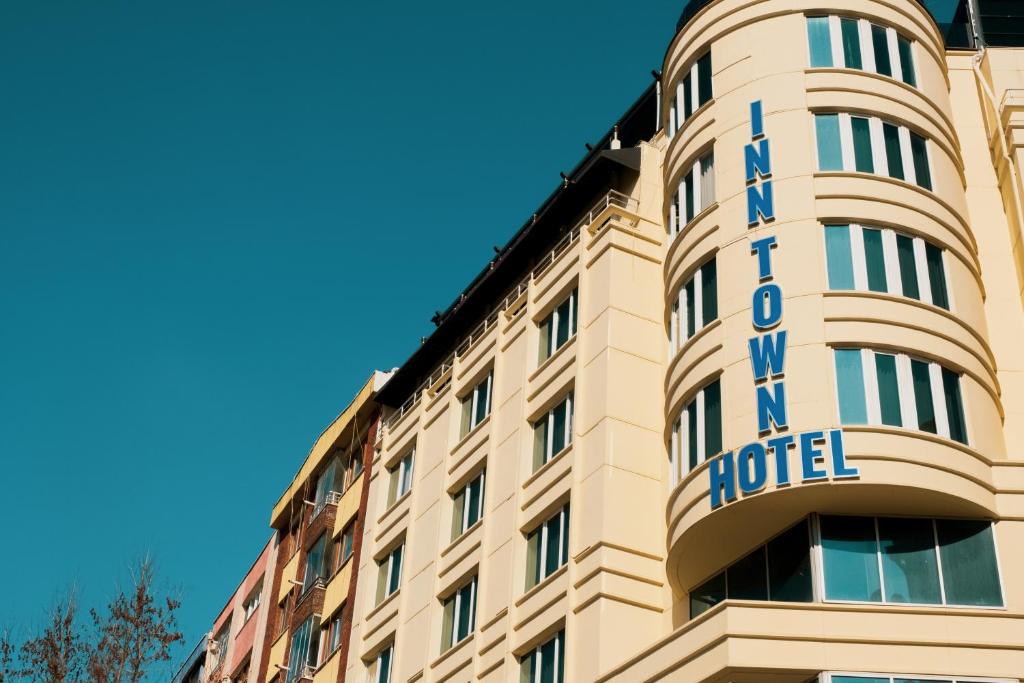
[460,372,493,436]
[520,630,565,683]
[339,522,355,566]
[669,379,722,487]
[820,515,1003,607]
[533,392,574,471]
[670,257,717,353]
[386,449,414,507]
[806,15,917,86]
[667,50,712,137]
[303,533,333,593]
[452,470,486,540]
[211,622,230,669]
[814,113,932,190]
[286,616,321,683]
[312,456,343,519]
[539,289,578,363]
[242,581,263,621]
[319,612,343,661]
[833,348,968,444]
[276,595,290,637]
[375,543,404,604]
[824,224,950,309]
[526,504,570,589]
[689,520,813,618]
[669,149,715,235]
[367,644,393,683]
[441,575,478,652]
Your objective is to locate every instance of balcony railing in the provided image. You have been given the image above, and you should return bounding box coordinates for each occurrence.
[297,577,325,606]
[381,190,637,437]
[309,491,343,524]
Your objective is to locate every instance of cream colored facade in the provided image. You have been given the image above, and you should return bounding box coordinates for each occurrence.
[347,1,1024,682]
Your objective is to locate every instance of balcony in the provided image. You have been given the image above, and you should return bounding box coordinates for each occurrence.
[310,491,343,524]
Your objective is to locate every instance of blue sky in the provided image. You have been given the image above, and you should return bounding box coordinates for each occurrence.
[0,0,679,670]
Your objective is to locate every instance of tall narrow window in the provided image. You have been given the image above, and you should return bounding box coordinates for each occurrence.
[674,50,712,131]
[441,575,478,652]
[368,644,393,683]
[840,18,862,69]
[833,348,968,444]
[375,544,404,604]
[461,372,493,436]
[823,224,950,310]
[910,132,932,190]
[451,470,486,540]
[286,616,321,683]
[672,150,715,237]
[533,393,573,471]
[815,113,843,171]
[871,24,892,76]
[669,379,722,486]
[386,449,414,507]
[898,34,916,86]
[526,504,570,589]
[340,522,355,565]
[697,51,713,108]
[520,630,564,683]
[670,257,718,353]
[302,533,332,593]
[851,116,874,173]
[883,123,904,179]
[539,289,578,363]
[807,16,833,67]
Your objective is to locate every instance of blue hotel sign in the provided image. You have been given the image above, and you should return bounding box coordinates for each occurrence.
[707,101,859,509]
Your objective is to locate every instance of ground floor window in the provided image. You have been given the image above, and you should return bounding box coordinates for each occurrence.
[688,515,1004,619]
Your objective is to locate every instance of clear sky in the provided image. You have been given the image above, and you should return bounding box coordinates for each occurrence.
[0,0,679,671]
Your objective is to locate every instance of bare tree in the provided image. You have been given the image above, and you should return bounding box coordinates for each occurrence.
[18,593,84,683]
[0,628,18,683]
[86,558,183,683]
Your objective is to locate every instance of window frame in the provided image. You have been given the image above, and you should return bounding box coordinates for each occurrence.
[669,379,723,487]
[822,223,952,310]
[526,504,571,589]
[452,469,486,541]
[814,112,932,190]
[386,448,415,507]
[667,49,713,139]
[440,574,479,652]
[368,643,394,683]
[670,256,718,354]
[461,371,494,436]
[812,513,1005,610]
[805,13,918,87]
[539,288,579,363]
[376,543,405,605]
[520,629,566,683]
[669,148,715,237]
[533,392,574,472]
[831,347,969,444]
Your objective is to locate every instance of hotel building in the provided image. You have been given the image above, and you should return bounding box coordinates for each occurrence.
[344,1,1024,682]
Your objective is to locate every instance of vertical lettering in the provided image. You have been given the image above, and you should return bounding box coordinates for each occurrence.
[709,451,737,509]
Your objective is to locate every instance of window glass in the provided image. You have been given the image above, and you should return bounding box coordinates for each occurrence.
[684,169,695,223]
[936,519,1002,606]
[685,278,696,338]
[898,34,916,85]
[697,52,712,107]
[874,353,903,427]
[883,123,904,179]
[699,152,715,212]
[925,243,949,310]
[816,114,843,171]
[821,515,882,601]
[683,72,693,119]
[727,546,768,600]
[851,116,874,173]
[910,359,936,433]
[808,16,833,67]
[878,517,942,604]
[690,571,725,618]
[942,368,968,445]
[840,18,863,69]
[825,225,855,289]
[767,522,813,601]
[862,227,887,292]
[703,380,722,459]
[896,234,920,300]
[872,24,892,76]
[835,349,868,424]
[701,259,717,325]
[911,132,932,190]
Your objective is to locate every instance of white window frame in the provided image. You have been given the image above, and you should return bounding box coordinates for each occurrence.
[442,575,478,650]
[537,392,574,468]
[533,504,570,584]
[368,644,394,683]
[454,469,486,537]
[834,348,968,443]
[809,13,917,86]
[387,448,415,506]
[378,543,404,603]
[670,258,716,353]
[671,149,714,237]
[541,289,578,361]
[669,383,715,487]
[825,223,951,310]
[817,113,930,188]
[524,630,564,683]
[463,372,493,433]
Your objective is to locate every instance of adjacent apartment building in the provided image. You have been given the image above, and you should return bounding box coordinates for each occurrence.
[179,0,1024,681]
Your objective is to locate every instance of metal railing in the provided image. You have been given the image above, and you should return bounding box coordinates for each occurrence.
[382,190,637,436]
